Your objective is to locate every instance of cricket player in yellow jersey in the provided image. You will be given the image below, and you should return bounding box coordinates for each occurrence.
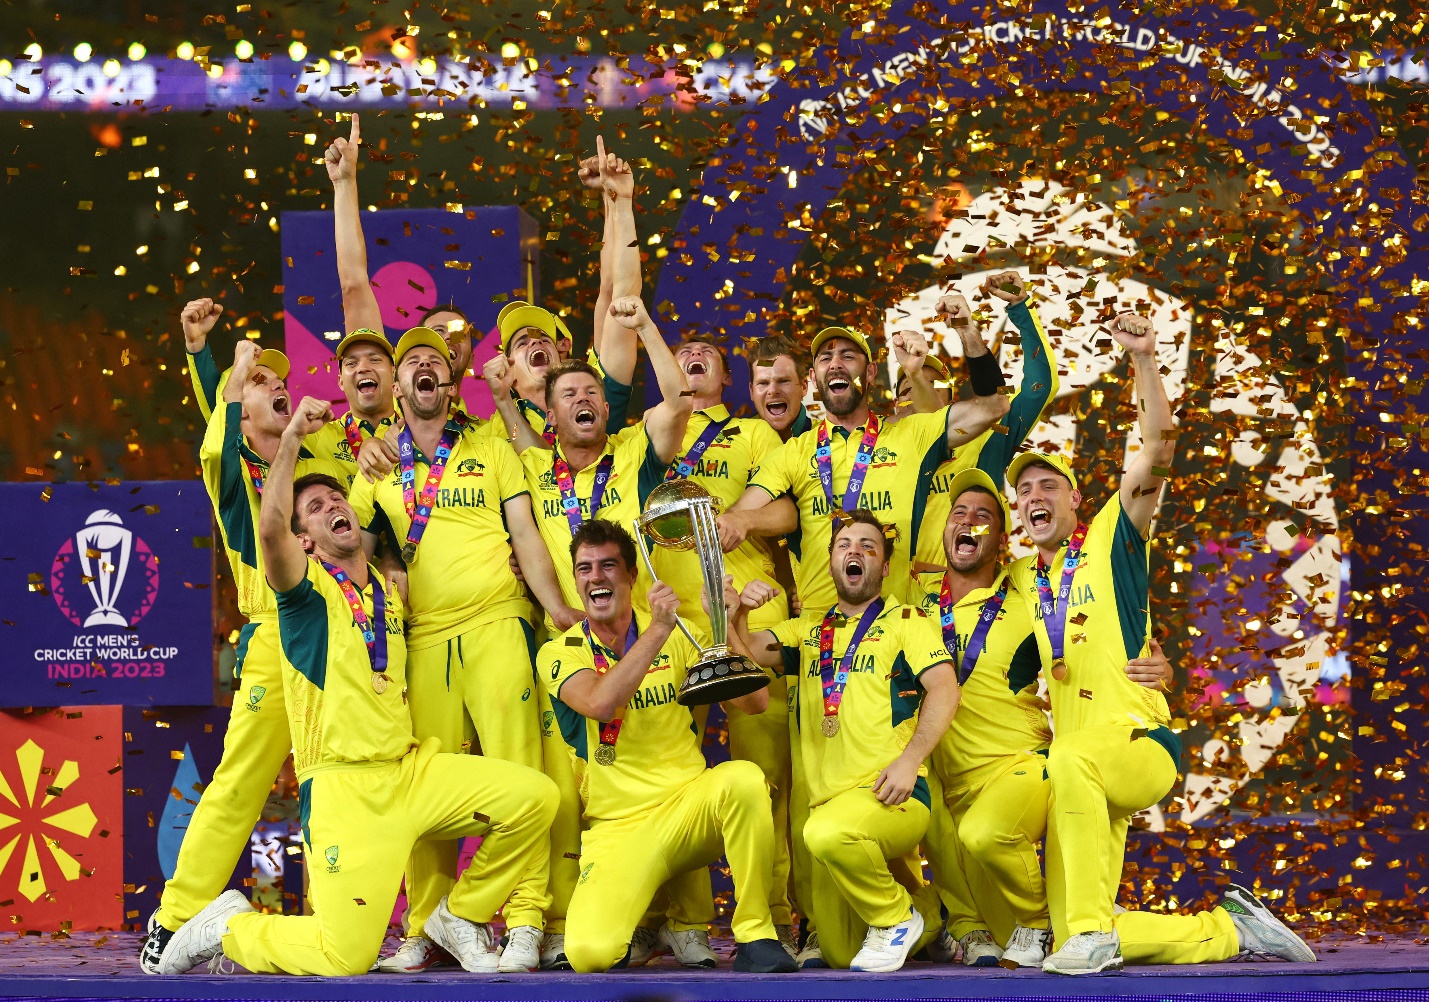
[720,321,1010,620]
[539,521,796,975]
[1009,313,1317,974]
[734,511,961,973]
[158,397,558,977]
[910,471,1175,969]
[747,334,814,443]
[139,340,354,974]
[348,328,583,973]
[517,296,691,631]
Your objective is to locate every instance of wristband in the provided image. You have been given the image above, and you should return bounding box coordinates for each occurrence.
[965,351,1006,397]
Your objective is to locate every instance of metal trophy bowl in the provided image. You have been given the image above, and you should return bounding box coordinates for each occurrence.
[633,480,771,706]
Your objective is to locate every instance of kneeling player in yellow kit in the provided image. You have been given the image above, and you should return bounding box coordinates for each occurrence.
[538,521,796,974]
[159,396,559,977]
[734,511,960,972]
[1009,312,1316,975]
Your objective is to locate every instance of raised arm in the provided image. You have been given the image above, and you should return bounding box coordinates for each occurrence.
[708,575,774,715]
[1114,312,1176,535]
[258,396,333,593]
[504,495,582,630]
[325,113,384,336]
[974,272,1060,475]
[608,296,691,465]
[874,661,959,806]
[717,491,798,552]
[181,297,225,420]
[890,328,942,415]
[557,582,683,721]
[484,354,547,454]
[939,292,1011,449]
[586,138,640,385]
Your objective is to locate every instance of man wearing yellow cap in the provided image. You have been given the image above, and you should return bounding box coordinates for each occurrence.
[349,327,582,973]
[141,339,352,974]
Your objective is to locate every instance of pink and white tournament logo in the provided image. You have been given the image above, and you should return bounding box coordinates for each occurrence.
[50,509,160,629]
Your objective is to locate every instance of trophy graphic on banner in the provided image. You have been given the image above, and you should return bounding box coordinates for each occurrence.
[76,509,134,628]
[633,480,771,706]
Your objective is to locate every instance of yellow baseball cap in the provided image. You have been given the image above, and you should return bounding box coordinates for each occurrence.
[552,313,573,344]
[1006,451,1078,493]
[334,328,393,361]
[811,326,873,360]
[394,326,453,368]
[496,300,528,326]
[945,468,1011,533]
[922,355,949,380]
[499,304,558,354]
[255,348,290,381]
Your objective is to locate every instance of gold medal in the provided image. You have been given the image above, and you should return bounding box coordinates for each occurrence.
[372,672,391,695]
[594,743,617,766]
[400,542,417,563]
[1050,658,1068,682]
[821,716,840,738]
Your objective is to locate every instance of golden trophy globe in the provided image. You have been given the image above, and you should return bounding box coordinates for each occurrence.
[633,480,771,706]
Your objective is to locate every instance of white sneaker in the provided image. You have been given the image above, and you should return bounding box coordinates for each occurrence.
[796,930,826,969]
[157,890,253,974]
[924,927,957,964]
[959,928,1003,967]
[658,923,717,968]
[373,935,452,973]
[206,953,242,974]
[424,896,500,973]
[498,925,542,973]
[627,925,662,967]
[776,924,798,960]
[540,931,571,970]
[1002,925,1053,968]
[1042,930,1123,975]
[850,907,924,973]
[1223,884,1318,962]
[138,909,174,975]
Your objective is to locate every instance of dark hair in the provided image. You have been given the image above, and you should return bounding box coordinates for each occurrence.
[291,473,347,534]
[421,303,469,332]
[676,334,731,381]
[545,359,604,406]
[748,333,809,384]
[950,484,1004,535]
[569,519,638,575]
[829,508,896,563]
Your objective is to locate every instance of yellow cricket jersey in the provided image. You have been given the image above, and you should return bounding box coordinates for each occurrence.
[200,401,352,622]
[770,599,951,810]
[910,302,1059,588]
[305,416,396,489]
[911,568,1051,788]
[1008,491,1176,751]
[540,616,708,822]
[274,559,416,781]
[749,409,952,614]
[348,422,535,650]
[655,406,787,633]
[520,423,667,630]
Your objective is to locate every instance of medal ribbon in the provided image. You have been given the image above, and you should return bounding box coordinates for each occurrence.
[940,576,1009,686]
[515,393,557,446]
[553,448,615,536]
[666,414,733,481]
[582,618,639,749]
[398,412,467,557]
[1033,522,1090,665]
[815,415,881,522]
[340,412,368,455]
[320,561,387,677]
[817,597,884,725]
[241,455,266,496]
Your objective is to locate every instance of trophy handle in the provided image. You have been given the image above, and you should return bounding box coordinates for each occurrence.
[631,519,705,652]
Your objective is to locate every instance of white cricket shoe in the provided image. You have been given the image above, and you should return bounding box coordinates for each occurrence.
[1042,930,1123,975]
[157,890,253,975]
[1223,884,1318,962]
[1002,925,1053,968]
[373,935,451,973]
[498,925,542,973]
[138,909,174,975]
[540,931,571,970]
[658,923,717,968]
[424,896,500,973]
[959,928,1003,966]
[850,907,924,973]
[797,930,827,969]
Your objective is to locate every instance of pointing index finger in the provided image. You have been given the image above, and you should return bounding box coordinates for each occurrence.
[349,112,361,146]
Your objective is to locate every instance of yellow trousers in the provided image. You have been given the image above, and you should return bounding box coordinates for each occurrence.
[404,618,580,935]
[788,719,815,931]
[1116,907,1239,964]
[928,751,1051,941]
[803,787,941,969]
[727,674,794,927]
[223,741,558,975]
[155,621,290,932]
[1044,726,1177,940]
[565,761,777,973]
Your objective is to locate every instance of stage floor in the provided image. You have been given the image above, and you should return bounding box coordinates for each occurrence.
[1,931,1424,1001]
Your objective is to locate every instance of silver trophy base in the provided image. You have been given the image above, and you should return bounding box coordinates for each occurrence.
[677,646,771,707]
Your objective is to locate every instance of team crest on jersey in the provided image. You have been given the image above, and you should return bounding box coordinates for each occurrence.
[336,440,355,463]
[246,685,266,712]
[863,625,886,641]
[871,446,899,465]
[456,458,485,477]
[579,861,595,884]
[538,470,558,491]
[649,653,671,670]
[542,709,555,737]
[325,845,341,873]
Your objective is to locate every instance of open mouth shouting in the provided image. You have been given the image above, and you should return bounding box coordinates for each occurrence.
[954,528,980,558]
[328,512,353,537]
[685,359,708,377]
[586,584,614,612]
[414,370,440,394]
[574,406,598,430]
[826,373,852,395]
[1026,503,1052,532]
[355,375,380,395]
[764,398,789,418]
[842,553,865,583]
[527,347,551,370]
[272,393,291,417]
